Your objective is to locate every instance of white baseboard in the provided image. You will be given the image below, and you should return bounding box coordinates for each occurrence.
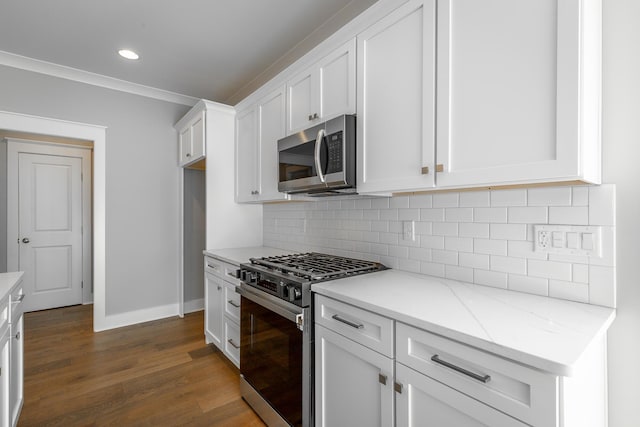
[184,298,204,314]
[97,303,179,331]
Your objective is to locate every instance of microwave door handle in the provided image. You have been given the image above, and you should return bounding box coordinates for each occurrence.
[314,128,326,183]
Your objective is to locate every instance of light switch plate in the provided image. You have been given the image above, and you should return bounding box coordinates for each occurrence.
[534,225,602,257]
[402,221,415,241]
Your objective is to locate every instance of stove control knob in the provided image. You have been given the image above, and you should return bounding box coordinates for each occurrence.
[288,286,301,302]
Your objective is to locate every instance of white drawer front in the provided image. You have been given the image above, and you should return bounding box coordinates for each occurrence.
[397,323,557,427]
[224,318,241,368]
[0,296,8,336]
[315,294,394,358]
[204,256,240,285]
[10,284,25,323]
[223,281,241,323]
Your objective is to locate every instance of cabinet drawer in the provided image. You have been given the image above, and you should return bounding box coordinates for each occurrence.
[0,296,9,337]
[397,323,557,427]
[10,283,25,323]
[315,294,394,358]
[204,256,240,284]
[224,318,240,368]
[223,281,240,323]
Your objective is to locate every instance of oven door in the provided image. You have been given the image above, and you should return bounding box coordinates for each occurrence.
[239,284,310,427]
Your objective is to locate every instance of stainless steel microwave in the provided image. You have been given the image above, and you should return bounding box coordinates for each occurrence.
[278,114,356,196]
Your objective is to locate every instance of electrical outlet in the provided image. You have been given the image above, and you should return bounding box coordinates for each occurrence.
[403,221,415,241]
[534,225,601,256]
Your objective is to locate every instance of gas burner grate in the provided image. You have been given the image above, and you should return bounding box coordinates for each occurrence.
[249,252,385,281]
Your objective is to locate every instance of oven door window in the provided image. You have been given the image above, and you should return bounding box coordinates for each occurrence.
[241,296,303,427]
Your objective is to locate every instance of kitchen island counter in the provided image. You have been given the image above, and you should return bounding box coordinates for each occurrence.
[312,269,615,376]
[0,271,24,301]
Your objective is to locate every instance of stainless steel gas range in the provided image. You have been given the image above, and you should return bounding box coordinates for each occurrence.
[237,252,386,427]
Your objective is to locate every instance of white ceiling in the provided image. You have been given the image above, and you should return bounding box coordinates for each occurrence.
[0,0,377,105]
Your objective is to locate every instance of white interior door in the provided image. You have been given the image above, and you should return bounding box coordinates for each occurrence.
[18,152,83,312]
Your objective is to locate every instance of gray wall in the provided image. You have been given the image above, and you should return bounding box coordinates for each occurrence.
[603,0,640,424]
[0,64,190,315]
[0,139,6,273]
[183,168,205,304]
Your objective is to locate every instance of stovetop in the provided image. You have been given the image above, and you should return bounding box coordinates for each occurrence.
[239,252,387,307]
[249,252,386,281]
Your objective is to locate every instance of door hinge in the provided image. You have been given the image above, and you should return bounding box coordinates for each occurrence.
[81,281,84,289]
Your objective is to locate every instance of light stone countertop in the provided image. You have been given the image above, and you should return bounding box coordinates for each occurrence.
[312,269,615,377]
[203,246,294,266]
[0,272,24,302]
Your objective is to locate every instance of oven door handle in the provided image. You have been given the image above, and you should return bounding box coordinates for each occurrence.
[238,283,302,326]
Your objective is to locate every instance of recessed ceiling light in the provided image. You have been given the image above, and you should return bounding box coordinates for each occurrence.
[118,49,139,60]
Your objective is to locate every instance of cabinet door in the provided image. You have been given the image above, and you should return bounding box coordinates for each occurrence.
[190,113,205,160]
[396,363,527,427]
[319,39,356,122]
[235,106,258,202]
[223,317,240,368]
[435,0,584,188]
[257,87,288,202]
[357,0,436,194]
[315,325,394,427]
[204,272,223,350]
[179,126,192,166]
[0,328,9,427]
[8,315,22,427]
[287,66,316,134]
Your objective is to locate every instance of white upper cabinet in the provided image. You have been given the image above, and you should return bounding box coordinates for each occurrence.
[357,0,601,194]
[357,0,436,194]
[235,106,259,203]
[434,0,600,189]
[177,111,205,167]
[236,87,289,203]
[287,39,356,134]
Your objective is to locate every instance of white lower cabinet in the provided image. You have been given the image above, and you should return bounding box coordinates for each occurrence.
[8,316,22,427]
[204,255,242,368]
[315,294,607,427]
[204,271,223,349]
[395,363,526,427]
[315,325,394,427]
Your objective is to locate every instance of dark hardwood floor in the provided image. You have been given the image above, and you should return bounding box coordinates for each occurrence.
[19,304,265,426]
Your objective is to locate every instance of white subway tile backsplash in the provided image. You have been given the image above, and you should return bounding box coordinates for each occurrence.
[459,253,489,269]
[508,207,548,224]
[421,208,445,222]
[410,194,433,208]
[445,208,473,222]
[589,265,616,307]
[264,184,616,308]
[421,262,445,277]
[474,239,507,256]
[549,207,589,225]
[433,193,459,208]
[459,191,490,207]
[474,269,508,289]
[459,223,490,238]
[491,189,527,206]
[491,255,527,274]
[528,187,572,206]
[490,224,527,240]
[572,186,589,206]
[433,222,458,236]
[473,207,507,223]
[445,237,473,253]
[446,265,474,283]
[549,280,589,303]
[528,259,572,281]
[508,274,549,296]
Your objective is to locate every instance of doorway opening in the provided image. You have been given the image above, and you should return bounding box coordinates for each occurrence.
[2,133,93,312]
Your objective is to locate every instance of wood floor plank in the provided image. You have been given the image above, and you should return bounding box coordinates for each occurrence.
[19,304,265,427]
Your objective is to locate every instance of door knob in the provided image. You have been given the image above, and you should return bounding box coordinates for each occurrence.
[21,238,30,244]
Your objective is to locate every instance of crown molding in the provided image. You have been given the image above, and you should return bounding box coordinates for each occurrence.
[0,50,199,107]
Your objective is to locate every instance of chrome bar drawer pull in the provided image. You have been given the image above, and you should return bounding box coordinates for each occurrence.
[227,339,240,349]
[431,354,491,383]
[228,300,240,308]
[331,314,364,329]
[394,382,403,394]
[12,294,25,303]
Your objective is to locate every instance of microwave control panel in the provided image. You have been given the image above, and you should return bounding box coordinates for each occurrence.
[326,131,343,174]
